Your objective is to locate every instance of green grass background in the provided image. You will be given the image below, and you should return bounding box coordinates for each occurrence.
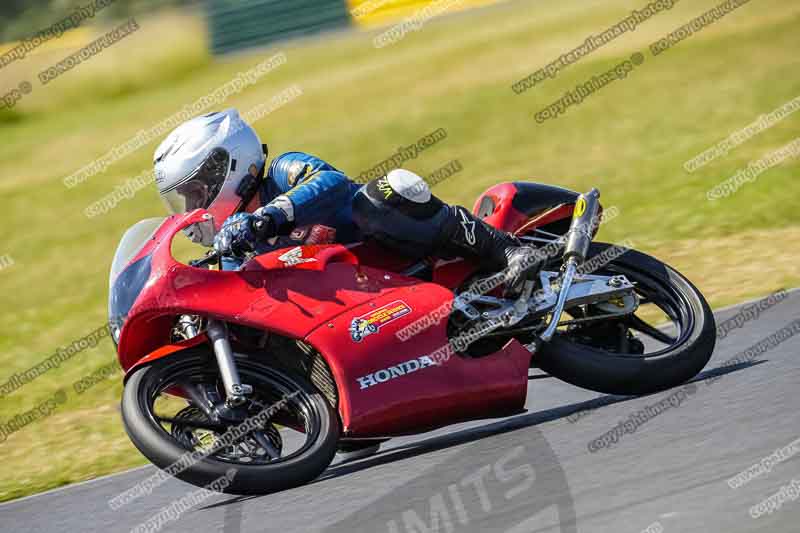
[0,0,798,501]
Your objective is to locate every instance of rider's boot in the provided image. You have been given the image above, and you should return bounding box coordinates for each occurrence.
[435,206,540,290]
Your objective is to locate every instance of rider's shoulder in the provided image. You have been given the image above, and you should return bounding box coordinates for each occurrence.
[268,152,343,188]
[269,152,346,188]
[272,151,315,163]
[270,152,337,172]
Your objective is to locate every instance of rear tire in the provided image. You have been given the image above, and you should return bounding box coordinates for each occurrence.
[121,351,340,495]
[535,243,715,395]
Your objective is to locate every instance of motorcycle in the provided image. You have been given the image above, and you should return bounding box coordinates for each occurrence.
[110,182,715,494]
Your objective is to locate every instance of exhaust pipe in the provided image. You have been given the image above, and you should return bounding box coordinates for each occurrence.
[540,189,601,341]
[563,188,601,263]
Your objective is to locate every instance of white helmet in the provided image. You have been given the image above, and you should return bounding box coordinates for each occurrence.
[153,109,265,245]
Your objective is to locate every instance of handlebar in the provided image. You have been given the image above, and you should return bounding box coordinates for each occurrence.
[189,251,220,269]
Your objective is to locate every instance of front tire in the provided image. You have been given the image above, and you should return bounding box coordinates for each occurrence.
[536,243,716,395]
[121,350,340,494]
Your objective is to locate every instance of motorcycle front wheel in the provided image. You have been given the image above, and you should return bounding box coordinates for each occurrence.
[121,349,340,495]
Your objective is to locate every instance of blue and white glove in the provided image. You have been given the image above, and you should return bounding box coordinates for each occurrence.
[213,212,275,258]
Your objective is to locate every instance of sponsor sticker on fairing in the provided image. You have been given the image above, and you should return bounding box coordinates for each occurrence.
[356,355,436,389]
[278,246,317,266]
[349,300,412,342]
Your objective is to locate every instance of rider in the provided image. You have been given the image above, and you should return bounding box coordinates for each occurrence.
[153,108,537,282]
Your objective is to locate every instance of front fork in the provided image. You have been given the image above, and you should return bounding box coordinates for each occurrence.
[206,319,253,407]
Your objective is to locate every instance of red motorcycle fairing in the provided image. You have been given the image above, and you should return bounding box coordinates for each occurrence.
[305,287,532,437]
[473,181,581,235]
[116,211,531,438]
[473,182,531,234]
[116,213,418,371]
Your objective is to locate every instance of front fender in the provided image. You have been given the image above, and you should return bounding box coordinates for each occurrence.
[122,334,209,382]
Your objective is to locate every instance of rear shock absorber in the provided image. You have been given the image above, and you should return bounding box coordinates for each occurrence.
[540,188,601,341]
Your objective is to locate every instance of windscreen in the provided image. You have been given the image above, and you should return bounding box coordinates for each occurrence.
[108,218,165,344]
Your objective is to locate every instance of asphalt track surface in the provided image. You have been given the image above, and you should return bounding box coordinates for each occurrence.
[3,290,799,533]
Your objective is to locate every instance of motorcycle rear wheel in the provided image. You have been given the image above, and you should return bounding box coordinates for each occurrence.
[535,242,716,395]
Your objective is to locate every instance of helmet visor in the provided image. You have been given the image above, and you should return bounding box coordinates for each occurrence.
[160,148,230,214]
